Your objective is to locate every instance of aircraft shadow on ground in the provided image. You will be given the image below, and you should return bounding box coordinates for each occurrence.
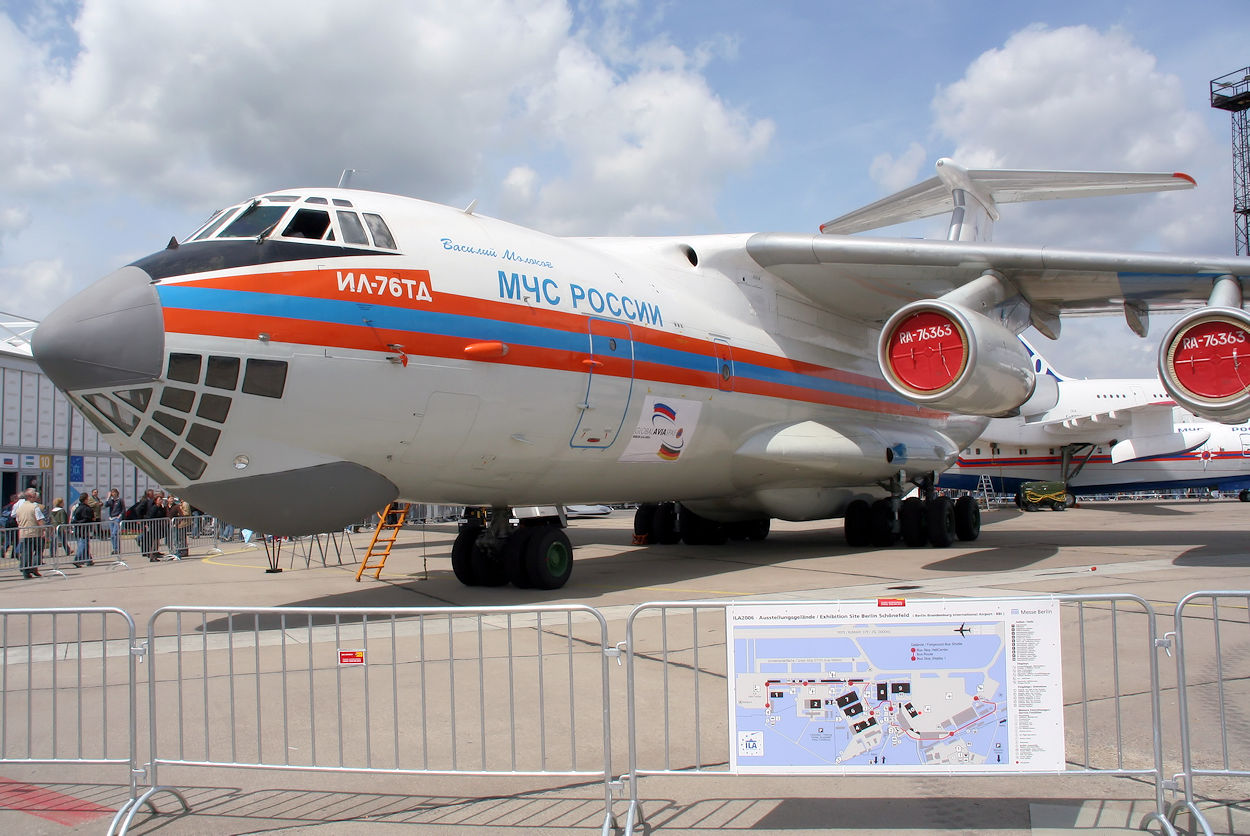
[921,546,1059,573]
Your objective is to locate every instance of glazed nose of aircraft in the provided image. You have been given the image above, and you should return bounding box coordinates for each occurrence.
[32,265,166,392]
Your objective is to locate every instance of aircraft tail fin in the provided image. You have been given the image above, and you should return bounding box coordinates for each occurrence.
[1019,335,1071,382]
[819,158,1195,242]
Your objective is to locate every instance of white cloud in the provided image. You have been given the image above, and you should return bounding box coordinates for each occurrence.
[930,24,1223,253]
[0,0,771,234]
[869,141,927,193]
[0,259,72,319]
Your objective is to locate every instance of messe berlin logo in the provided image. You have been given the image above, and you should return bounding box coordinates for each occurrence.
[738,731,765,757]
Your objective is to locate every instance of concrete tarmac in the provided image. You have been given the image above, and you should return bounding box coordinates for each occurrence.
[1,498,1247,834]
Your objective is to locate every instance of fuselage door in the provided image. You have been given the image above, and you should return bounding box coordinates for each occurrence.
[570,318,634,449]
[713,337,734,392]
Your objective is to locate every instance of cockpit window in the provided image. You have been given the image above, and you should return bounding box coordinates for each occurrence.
[219,203,289,238]
[363,213,397,249]
[336,211,370,246]
[282,208,331,240]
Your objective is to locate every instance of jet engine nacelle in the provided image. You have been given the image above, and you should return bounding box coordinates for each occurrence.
[878,300,1035,417]
[1158,307,1250,423]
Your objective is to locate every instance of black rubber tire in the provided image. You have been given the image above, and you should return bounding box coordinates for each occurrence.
[524,526,574,589]
[679,506,728,546]
[726,518,771,541]
[900,497,927,547]
[634,504,659,537]
[470,539,509,586]
[869,499,898,547]
[844,499,871,548]
[926,497,956,547]
[1240,490,1249,502]
[504,526,536,588]
[650,502,681,545]
[954,496,981,541]
[451,523,482,586]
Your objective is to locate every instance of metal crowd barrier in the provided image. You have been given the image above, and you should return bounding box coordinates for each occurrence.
[0,607,143,819]
[115,604,617,835]
[1167,590,1250,836]
[620,594,1175,836]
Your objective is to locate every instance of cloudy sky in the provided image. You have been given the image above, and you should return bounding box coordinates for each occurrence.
[1,0,1246,377]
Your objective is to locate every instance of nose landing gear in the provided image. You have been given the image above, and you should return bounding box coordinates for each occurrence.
[451,508,575,590]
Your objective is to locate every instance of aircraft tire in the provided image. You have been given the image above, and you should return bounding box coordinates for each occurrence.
[727,518,771,541]
[869,499,898,547]
[926,497,956,547]
[451,523,482,586]
[900,498,927,547]
[844,499,871,547]
[954,496,980,541]
[1240,490,1249,502]
[525,526,573,589]
[651,502,681,545]
[1064,493,1077,508]
[680,506,728,546]
[504,526,536,588]
[634,504,658,538]
[470,540,509,586]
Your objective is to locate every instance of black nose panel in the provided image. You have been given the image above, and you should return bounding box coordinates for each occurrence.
[32,265,165,391]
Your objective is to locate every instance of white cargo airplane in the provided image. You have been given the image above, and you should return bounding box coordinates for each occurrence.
[31,158,1250,589]
[939,339,1250,500]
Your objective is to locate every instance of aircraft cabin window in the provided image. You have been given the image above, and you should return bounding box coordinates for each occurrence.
[196,393,232,423]
[172,450,207,481]
[205,355,241,390]
[305,197,328,205]
[160,387,196,414]
[263,195,299,202]
[141,426,176,459]
[219,204,289,238]
[337,211,370,246]
[152,410,187,435]
[332,198,354,207]
[190,207,239,241]
[242,359,288,398]
[282,208,331,240]
[83,393,140,436]
[186,423,221,456]
[167,353,202,384]
[363,213,397,249]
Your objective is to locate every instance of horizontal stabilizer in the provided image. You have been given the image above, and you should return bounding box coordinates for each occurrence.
[821,158,1195,236]
[1110,430,1210,464]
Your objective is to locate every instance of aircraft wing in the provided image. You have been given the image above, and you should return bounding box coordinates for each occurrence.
[744,233,1248,329]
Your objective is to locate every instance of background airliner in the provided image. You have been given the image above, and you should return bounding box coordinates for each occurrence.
[30,158,1250,589]
[939,340,1250,500]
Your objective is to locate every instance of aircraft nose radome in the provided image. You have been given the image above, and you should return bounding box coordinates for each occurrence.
[33,265,165,392]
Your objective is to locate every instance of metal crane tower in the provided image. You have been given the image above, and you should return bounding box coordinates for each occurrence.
[1211,66,1250,255]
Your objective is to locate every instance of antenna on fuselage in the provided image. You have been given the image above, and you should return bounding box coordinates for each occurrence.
[338,168,357,188]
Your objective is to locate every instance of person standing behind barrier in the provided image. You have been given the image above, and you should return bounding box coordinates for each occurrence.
[86,488,103,524]
[167,497,188,558]
[0,494,17,560]
[71,492,94,567]
[50,497,69,557]
[131,489,158,561]
[15,488,46,578]
[104,488,124,554]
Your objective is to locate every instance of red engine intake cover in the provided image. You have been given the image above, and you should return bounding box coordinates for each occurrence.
[1165,316,1250,401]
[884,309,968,394]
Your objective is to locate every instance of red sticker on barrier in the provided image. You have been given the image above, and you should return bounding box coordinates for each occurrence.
[338,650,365,665]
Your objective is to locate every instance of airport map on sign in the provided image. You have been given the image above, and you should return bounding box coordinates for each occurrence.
[727,598,1064,774]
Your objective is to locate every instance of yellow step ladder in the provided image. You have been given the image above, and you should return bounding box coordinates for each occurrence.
[355,502,411,581]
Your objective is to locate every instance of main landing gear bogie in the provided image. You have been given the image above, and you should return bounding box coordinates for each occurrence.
[633,502,771,547]
[453,519,574,590]
[845,494,979,549]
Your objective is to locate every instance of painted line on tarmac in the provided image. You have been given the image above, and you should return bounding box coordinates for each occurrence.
[0,776,114,826]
